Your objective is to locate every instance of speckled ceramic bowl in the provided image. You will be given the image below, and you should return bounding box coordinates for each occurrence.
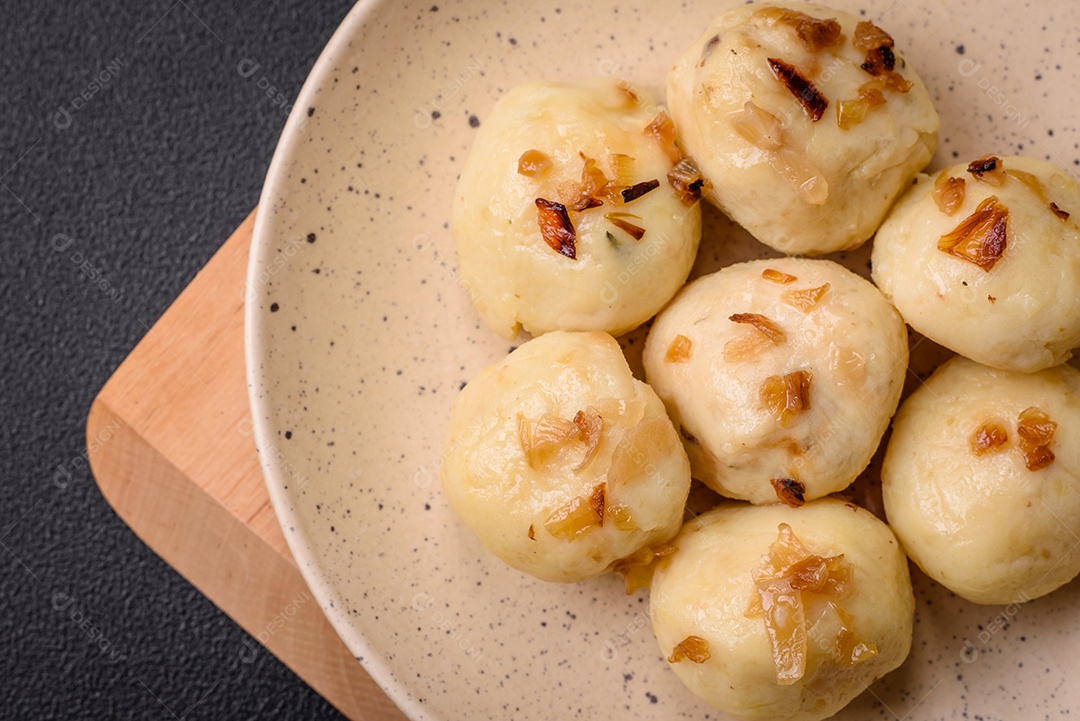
[246,1,1080,719]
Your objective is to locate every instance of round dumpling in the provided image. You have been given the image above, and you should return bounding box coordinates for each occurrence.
[451,79,703,338]
[667,1,938,255]
[643,258,907,504]
[882,356,1080,604]
[872,155,1080,372]
[441,331,691,583]
[651,499,913,721]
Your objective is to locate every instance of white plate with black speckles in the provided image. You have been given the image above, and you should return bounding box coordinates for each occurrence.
[246,1,1080,719]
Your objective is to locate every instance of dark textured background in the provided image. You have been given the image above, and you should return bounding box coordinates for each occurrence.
[1,1,352,717]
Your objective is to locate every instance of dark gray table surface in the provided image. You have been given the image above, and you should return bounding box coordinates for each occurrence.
[1,1,354,717]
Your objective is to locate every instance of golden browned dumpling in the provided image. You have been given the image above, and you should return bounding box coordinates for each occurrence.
[651,500,913,721]
[441,331,691,582]
[452,79,703,338]
[668,1,938,255]
[872,155,1080,372]
[882,356,1080,604]
[643,258,907,504]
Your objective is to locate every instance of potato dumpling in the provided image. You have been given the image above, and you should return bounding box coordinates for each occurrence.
[643,258,907,505]
[441,331,691,583]
[872,155,1080,372]
[667,1,938,255]
[451,79,703,338]
[651,500,913,721]
[882,356,1080,605]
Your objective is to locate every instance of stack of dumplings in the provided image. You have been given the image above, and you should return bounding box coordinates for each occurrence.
[440,3,1079,719]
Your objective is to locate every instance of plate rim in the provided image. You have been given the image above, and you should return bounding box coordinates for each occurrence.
[244,2,428,719]
[242,2,1080,718]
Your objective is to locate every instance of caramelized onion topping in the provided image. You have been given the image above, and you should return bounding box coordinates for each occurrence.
[760,370,813,426]
[665,334,693,363]
[937,196,1009,271]
[860,59,912,92]
[730,103,826,201]
[933,173,967,215]
[787,555,837,592]
[762,268,798,284]
[588,483,606,524]
[836,99,869,130]
[607,416,672,496]
[730,313,786,344]
[771,478,806,508]
[1021,444,1056,472]
[729,101,784,151]
[970,420,1009,456]
[570,153,662,209]
[784,283,830,313]
[646,111,676,146]
[613,544,677,594]
[621,179,660,203]
[517,149,552,177]
[573,409,604,471]
[1005,168,1044,199]
[1018,406,1058,445]
[853,22,911,92]
[751,524,870,684]
[518,413,578,468]
[1003,168,1071,220]
[837,78,890,130]
[852,21,895,51]
[834,346,868,386]
[1017,406,1056,471]
[858,79,888,107]
[645,111,682,163]
[967,155,1006,186]
[544,496,602,540]
[837,78,893,128]
[754,573,807,684]
[790,15,842,50]
[882,70,913,93]
[571,154,610,211]
[604,212,646,241]
[668,636,712,664]
[611,153,636,186]
[667,157,712,205]
[723,332,771,362]
[724,313,787,363]
[519,409,602,471]
[535,198,577,259]
[770,146,830,205]
[580,153,608,187]
[836,621,879,665]
[616,81,639,105]
[606,504,636,531]
[860,45,896,74]
[755,7,843,51]
[795,16,843,50]
[767,57,829,122]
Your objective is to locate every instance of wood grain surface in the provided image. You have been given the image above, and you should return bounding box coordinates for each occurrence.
[86,210,408,721]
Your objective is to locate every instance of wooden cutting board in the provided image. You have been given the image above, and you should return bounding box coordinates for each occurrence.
[86,210,407,721]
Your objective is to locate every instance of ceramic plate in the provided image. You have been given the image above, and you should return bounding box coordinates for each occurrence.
[246,1,1080,718]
